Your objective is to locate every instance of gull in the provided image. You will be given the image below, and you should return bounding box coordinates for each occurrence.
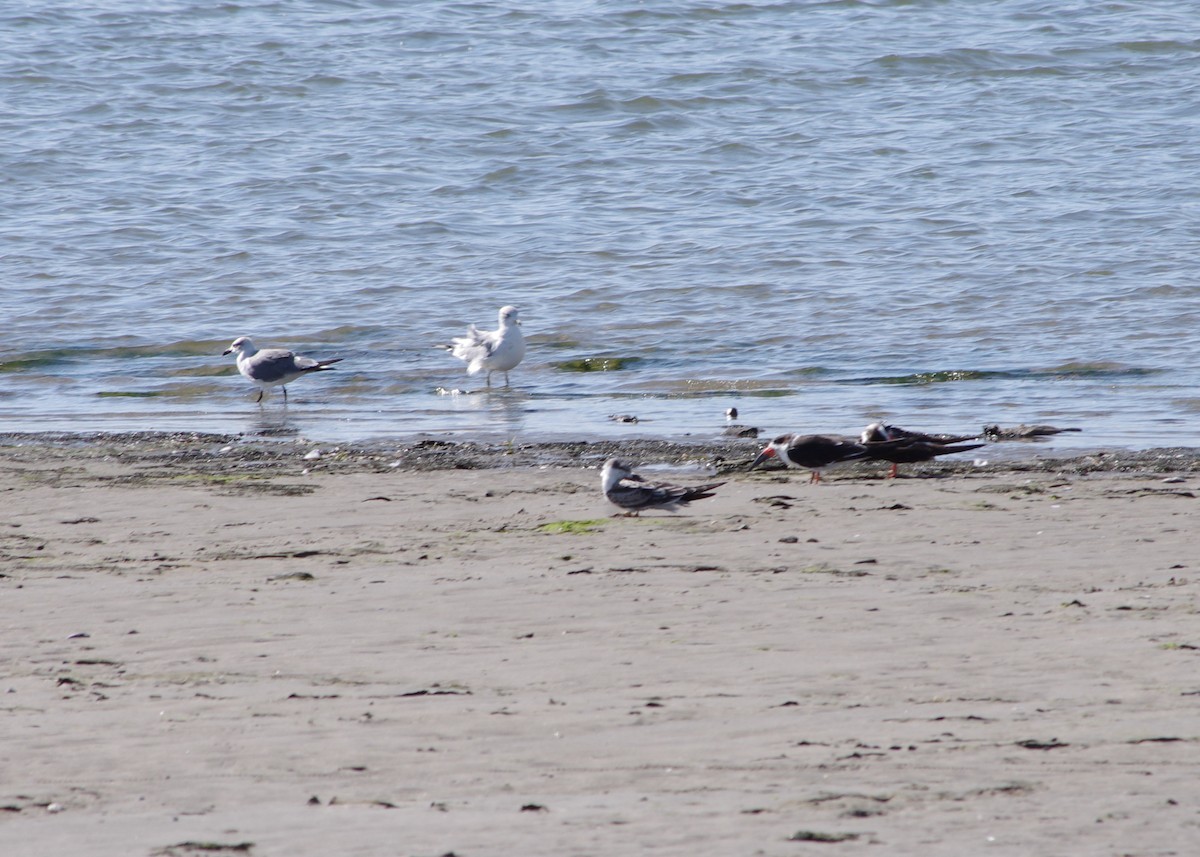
[445,305,525,387]
[222,336,342,403]
[601,458,724,516]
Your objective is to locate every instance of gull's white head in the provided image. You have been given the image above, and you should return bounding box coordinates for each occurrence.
[498,305,521,327]
[223,336,254,357]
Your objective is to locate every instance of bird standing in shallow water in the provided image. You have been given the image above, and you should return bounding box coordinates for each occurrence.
[222,336,342,403]
[601,458,724,516]
[722,406,759,438]
[446,305,525,388]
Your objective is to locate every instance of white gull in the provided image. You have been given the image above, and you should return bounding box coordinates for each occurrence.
[445,305,525,388]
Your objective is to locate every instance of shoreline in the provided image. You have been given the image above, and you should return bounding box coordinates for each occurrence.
[4,429,1200,478]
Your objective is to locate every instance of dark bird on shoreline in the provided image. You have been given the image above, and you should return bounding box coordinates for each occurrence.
[862,438,986,478]
[860,422,983,477]
[750,434,874,483]
[859,421,979,445]
[751,432,983,483]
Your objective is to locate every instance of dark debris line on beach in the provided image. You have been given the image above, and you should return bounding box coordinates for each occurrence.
[2,432,1200,478]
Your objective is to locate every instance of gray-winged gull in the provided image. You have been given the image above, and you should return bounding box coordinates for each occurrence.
[222,336,342,402]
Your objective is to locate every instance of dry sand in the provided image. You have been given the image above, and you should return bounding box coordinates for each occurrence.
[1,436,1198,856]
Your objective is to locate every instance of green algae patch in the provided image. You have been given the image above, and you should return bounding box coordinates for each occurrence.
[872,370,989,385]
[552,356,642,372]
[538,519,606,535]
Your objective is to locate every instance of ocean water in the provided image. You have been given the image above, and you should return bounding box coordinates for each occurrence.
[3,0,1199,452]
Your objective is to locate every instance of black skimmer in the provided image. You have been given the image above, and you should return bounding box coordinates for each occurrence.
[860,422,983,477]
[223,337,342,403]
[752,432,984,482]
[601,458,724,516]
[749,434,875,483]
[445,305,525,387]
[859,422,979,445]
[862,437,986,478]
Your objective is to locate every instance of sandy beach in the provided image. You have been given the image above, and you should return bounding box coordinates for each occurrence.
[1,434,1198,856]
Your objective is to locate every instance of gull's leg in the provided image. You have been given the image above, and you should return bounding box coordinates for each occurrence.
[283,386,288,403]
[255,390,264,404]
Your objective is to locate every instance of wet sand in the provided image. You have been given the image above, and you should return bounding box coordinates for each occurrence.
[2,433,1198,856]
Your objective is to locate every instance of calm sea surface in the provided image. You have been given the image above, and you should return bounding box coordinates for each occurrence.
[3,1,1199,453]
